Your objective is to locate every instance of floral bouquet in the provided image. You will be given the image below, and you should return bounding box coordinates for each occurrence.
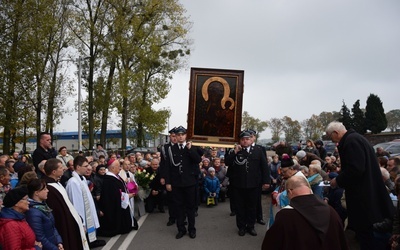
[135,168,156,200]
[135,168,156,190]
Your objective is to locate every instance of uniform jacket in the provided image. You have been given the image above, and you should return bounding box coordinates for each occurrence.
[336,129,395,229]
[159,142,173,180]
[164,143,202,187]
[26,199,62,250]
[0,207,37,250]
[225,145,270,189]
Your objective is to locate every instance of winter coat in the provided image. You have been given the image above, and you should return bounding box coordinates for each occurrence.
[336,129,395,230]
[26,199,62,250]
[0,207,37,250]
[203,176,220,199]
[308,173,323,199]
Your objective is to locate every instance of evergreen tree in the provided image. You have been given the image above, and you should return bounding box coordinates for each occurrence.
[352,100,366,134]
[365,94,387,134]
[339,101,352,129]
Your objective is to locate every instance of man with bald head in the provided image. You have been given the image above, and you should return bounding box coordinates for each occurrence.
[98,159,135,236]
[262,176,348,250]
[145,158,167,213]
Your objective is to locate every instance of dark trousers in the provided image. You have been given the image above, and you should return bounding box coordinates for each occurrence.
[228,185,236,213]
[166,191,176,222]
[232,186,258,230]
[145,190,167,213]
[172,185,196,233]
[355,225,378,250]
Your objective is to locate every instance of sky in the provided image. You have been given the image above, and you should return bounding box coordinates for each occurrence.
[58,0,400,140]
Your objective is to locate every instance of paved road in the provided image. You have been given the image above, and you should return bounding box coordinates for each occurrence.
[95,195,270,250]
[95,194,359,250]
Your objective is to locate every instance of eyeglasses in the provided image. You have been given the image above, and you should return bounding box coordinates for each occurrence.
[327,131,337,138]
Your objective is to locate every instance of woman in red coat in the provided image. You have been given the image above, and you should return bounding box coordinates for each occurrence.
[0,187,42,250]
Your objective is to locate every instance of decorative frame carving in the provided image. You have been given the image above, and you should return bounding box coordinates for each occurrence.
[187,68,244,147]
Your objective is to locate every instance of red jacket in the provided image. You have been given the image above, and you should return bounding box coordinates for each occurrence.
[0,208,36,250]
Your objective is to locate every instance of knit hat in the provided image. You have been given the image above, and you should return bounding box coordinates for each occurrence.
[3,186,28,208]
[208,167,215,173]
[202,158,210,163]
[296,150,306,160]
[96,164,107,173]
[139,160,148,168]
[280,154,294,168]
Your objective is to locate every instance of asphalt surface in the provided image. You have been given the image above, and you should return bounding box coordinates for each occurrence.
[95,195,270,250]
[94,194,359,250]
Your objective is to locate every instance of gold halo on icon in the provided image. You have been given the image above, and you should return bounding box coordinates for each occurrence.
[202,77,235,110]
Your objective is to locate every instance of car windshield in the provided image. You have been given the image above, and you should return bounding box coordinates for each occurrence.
[373,142,391,150]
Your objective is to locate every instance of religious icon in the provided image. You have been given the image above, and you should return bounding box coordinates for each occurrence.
[187,68,244,147]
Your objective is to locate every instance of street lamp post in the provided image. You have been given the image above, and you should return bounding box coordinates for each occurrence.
[77,57,82,152]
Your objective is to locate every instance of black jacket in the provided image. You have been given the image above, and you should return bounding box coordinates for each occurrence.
[225,145,270,188]
[336,129,395,229]
[164,143,202,187]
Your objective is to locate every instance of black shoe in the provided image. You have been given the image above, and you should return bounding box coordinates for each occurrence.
[159,209,165,213]
[176,231,186,239]
[238,228,246,236]
[189,231,196,239]
[89,239,106,248]
[257,219,266,225]
[230,212,236,216]
[132,225,139,230]
[247,228,257,236]
[167,220,175,226]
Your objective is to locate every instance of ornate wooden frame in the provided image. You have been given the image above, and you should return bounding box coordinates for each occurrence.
[187,67,244,147]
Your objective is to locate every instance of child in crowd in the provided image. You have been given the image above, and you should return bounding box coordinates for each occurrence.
[203,167,220,206]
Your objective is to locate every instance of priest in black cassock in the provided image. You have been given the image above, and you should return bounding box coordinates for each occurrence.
[98,159,134,237]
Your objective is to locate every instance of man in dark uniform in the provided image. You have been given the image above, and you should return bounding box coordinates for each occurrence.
[159,127,178,226]
[164,126,202,239]
[247,129,267,225]
[225,130,270,237]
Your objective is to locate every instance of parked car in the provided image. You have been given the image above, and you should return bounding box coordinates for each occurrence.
[373,141,400,157]
[322,141,337,156]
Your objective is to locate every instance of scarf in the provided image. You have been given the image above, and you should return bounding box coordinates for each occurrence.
[73,173,96,243]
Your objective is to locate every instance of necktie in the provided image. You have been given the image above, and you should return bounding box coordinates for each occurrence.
[179,144,184,150]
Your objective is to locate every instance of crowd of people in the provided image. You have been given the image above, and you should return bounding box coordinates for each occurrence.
[265,121,400,250]
[1,121,400,249]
